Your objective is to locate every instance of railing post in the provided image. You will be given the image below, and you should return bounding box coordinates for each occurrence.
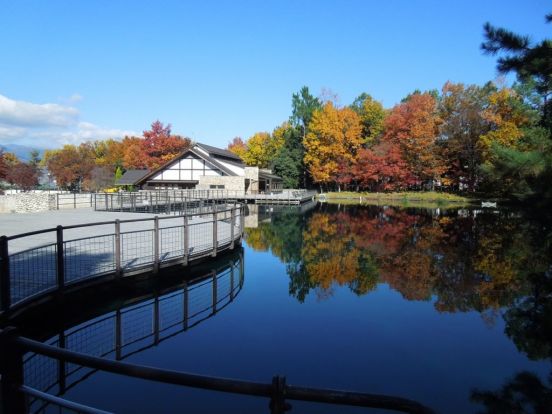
[153,216,160,273]
[240,205,245,237]
[183,214,189,266]
[94,193,97,210]
[56,225,65,288]
[230,207,236,249]
[115,219,121,277]
[58,331,67,394]
[153,296,160,345]
[230,261,235,301]
[0,327,25,414]
[57,193,60,210]
[269,375,290,414]
[211,271,217,314]
[212,211,217,257]
[0,236,10,312]
[105,193,108,211]
[73,192,76,209]
[183,281,189,330]
[115,310,122,360]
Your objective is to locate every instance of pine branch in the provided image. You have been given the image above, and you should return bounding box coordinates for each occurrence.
[481,22,530,54]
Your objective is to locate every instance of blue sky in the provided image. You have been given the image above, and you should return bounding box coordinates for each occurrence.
[0,0,550,150]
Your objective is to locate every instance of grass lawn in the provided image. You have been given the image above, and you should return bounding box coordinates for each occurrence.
[320,191,475,208]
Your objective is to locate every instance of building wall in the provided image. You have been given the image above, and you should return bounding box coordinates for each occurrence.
[150,154,225,182]
[197,176,245,192]
[244,167,259,193]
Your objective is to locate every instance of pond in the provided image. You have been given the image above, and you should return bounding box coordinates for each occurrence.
[17,203,552,413]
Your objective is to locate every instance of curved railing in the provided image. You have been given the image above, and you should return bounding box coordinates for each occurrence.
[21,255,244,414]
[0,203,244,315]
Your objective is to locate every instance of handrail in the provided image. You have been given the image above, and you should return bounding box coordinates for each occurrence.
[0,203,245,313]
[5,333,436,414]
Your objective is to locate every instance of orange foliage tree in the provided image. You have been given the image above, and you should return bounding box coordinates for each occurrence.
[227,137,247,159]
[383,93,445,188]
[43,143,96,190]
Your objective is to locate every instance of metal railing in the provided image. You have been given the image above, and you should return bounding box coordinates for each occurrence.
[18,255,243,413]
[55,193,94,210]
[0,203,244,314]
[93,189,318,213]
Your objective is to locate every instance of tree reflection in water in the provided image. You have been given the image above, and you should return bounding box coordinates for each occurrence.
[245,204,552,412]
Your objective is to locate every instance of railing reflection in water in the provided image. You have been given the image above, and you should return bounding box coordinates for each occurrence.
[22,255,244,414]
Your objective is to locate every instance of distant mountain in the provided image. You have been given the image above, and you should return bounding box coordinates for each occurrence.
[0,144,47,161]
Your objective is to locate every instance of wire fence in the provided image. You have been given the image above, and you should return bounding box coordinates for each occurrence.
[93,189,317,212]
[0,204,244,313]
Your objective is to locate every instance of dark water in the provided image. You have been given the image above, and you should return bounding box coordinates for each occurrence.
[18,203,552,413]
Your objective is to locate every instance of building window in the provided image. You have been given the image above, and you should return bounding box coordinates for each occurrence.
[209,185,225,189]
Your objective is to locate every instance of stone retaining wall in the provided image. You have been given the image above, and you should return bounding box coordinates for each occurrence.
[0,193,56,213]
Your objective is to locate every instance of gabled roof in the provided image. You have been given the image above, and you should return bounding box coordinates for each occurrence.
[195,143,243,162]
[135,144,243,185]
[116,169,149,185]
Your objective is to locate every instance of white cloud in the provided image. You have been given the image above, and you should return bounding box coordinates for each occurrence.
[0,125,26,139]
[56,122,137,145]
[0,94,79,127]
[0,93,137,148]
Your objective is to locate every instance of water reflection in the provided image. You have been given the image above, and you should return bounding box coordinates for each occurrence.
[245,203,552,412]
[245,205,551,312]
[19,251,244,413]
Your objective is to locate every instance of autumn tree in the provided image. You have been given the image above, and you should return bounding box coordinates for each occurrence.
[383,93,445,188]
[0,150,7,181]
[304,102,363,189]
[479,87,529,159]
[438,82,491,191]
[242,129,284,168]
[121,136,148,169]
[93,139,125,170]
[353,142,415,191]
[6,162,38,191]
[141,121,191,169]
[227,137,247,159]
[350,93,386,144]
[44,143,96,190]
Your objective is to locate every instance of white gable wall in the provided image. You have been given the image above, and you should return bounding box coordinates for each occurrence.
[150,153,225,181]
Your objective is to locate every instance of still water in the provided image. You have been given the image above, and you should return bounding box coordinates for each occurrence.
[20,203,552,413]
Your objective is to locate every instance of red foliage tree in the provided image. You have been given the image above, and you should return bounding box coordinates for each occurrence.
[383,93,445,187]
[141,121,191,169]
[353,142,415,191]
[6,162,38,191]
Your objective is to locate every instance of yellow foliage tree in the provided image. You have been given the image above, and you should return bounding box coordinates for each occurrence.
[479,87,528,160]
[303,102,363,187]
[242,129,285,168]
